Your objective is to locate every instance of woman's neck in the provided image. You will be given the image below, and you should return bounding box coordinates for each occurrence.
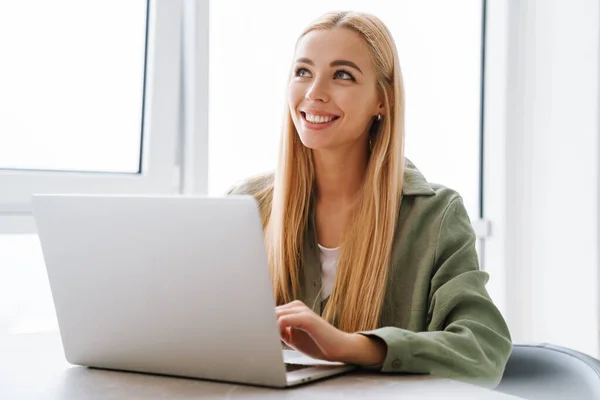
[313,145,368,206]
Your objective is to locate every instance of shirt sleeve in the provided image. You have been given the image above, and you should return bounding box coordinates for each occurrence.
[357,196,512,388]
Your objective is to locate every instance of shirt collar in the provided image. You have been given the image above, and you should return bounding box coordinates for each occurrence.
[402,158,435,196]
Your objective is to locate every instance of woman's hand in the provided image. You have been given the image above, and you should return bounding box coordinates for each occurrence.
[275,300,387,366]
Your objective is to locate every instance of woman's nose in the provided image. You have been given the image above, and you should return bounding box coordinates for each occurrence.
[305,79,329,103]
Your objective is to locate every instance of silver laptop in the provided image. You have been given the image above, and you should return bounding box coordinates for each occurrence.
[32,193,355,388]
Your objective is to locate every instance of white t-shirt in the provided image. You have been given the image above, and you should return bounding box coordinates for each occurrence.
[318,243,340,299]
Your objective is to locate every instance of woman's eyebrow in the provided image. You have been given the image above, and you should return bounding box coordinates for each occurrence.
[295,57,363,74]
[330,60,363,74]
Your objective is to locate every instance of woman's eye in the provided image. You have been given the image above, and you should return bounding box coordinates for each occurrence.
[295,68,311,77]
[334,70,355,81]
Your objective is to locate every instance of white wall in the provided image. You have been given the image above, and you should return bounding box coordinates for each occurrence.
[484,0,600,357]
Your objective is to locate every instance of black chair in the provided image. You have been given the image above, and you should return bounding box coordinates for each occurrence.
[496,343,600,400]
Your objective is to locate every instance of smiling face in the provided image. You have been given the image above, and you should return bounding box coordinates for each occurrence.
[288,28,384,151]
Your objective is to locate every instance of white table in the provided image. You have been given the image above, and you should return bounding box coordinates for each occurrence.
[0,332,523,399]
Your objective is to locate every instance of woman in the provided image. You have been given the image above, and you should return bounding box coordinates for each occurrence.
[228,11,512,387]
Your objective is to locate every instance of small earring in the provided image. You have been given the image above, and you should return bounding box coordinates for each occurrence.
[377,113,382,121]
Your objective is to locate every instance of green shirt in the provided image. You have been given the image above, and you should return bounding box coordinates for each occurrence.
[228,159,512,387]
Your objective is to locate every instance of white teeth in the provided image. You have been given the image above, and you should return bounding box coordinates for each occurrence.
[305,113,335,124]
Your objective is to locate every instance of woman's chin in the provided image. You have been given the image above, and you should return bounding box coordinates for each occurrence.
[297,132,333,150]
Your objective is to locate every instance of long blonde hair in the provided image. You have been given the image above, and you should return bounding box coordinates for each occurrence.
[257,11,405,332]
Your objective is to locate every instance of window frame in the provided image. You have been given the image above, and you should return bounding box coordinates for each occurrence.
[0,0,182,232]
[480,0,510,319]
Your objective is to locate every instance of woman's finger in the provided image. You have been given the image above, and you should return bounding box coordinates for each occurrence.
[281,326,292,344]
[275,306,308,318]
[275,300,307,311]
[277,310,315,333]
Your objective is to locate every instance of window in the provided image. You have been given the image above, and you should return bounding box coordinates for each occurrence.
[208,0,483,221]
[0,1,147,174]
[0,0,181,218]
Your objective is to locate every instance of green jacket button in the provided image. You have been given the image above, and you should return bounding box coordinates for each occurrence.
[392,360,402,369]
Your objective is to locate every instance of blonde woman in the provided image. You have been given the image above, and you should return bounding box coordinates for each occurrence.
[228,11,512,387]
